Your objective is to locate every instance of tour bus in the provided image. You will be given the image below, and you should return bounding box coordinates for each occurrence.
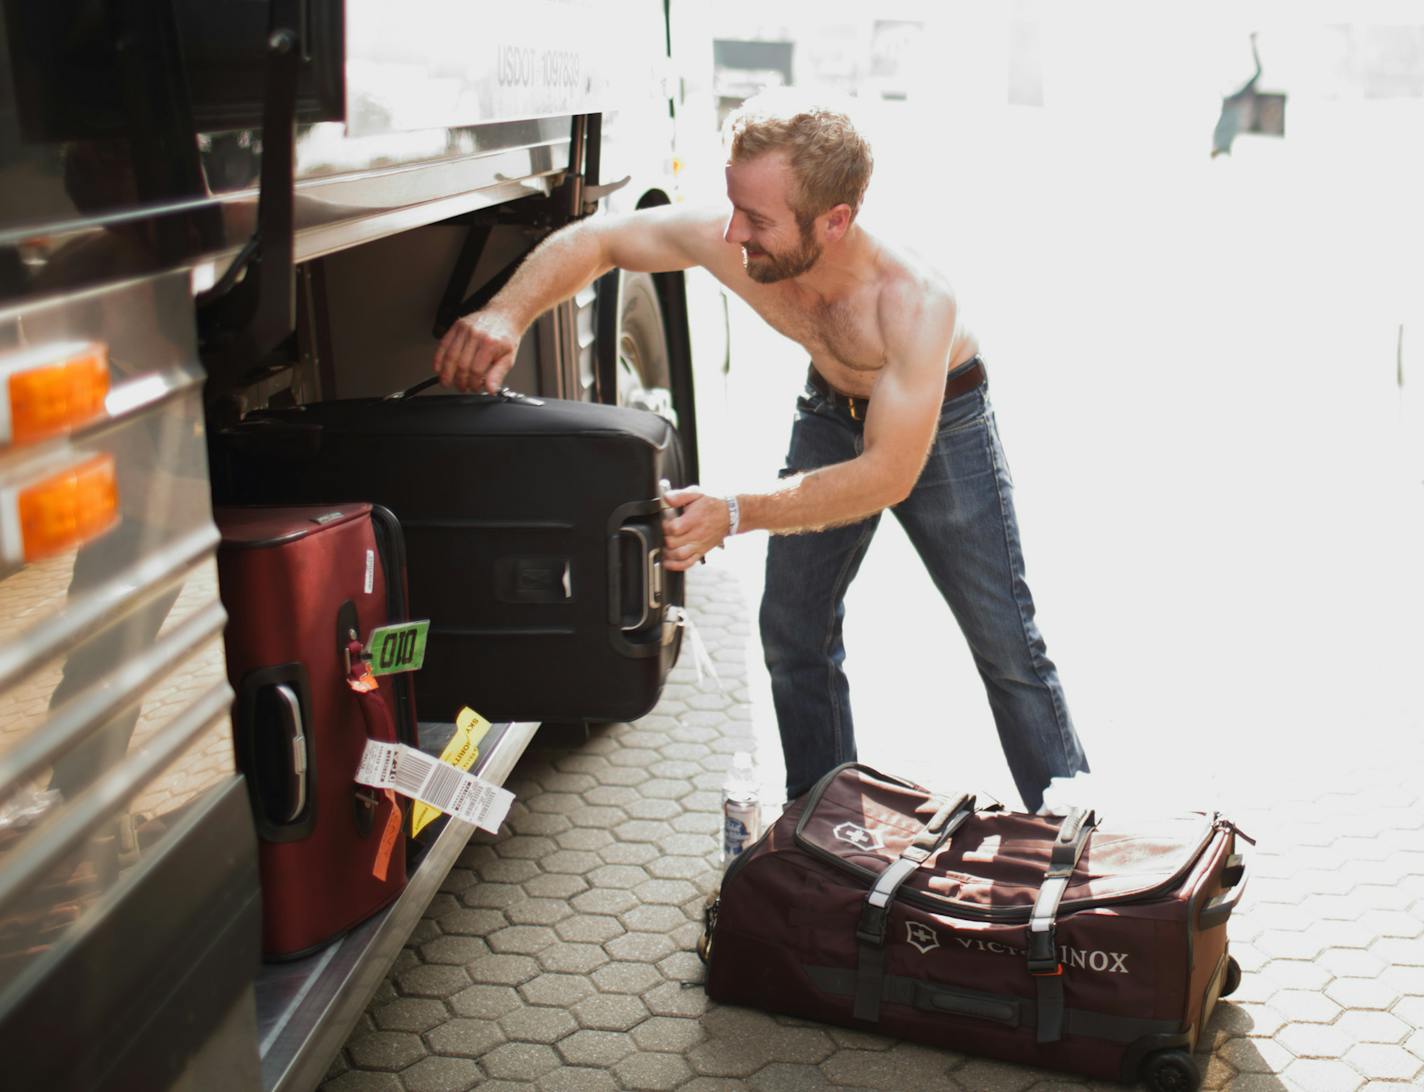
[0,2,714,1088]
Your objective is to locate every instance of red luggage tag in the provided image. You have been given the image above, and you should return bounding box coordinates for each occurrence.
[372,789,402,881]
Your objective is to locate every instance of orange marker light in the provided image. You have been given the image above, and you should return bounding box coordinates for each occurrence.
[14,453,119,562]
[2,342,110,445]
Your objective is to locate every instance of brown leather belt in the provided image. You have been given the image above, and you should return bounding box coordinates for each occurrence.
[807,357,986,420]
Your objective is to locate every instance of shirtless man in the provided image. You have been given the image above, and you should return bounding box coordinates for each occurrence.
[433,97,1088,810]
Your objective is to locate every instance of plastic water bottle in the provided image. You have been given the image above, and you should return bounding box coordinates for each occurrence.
[721,751,762,864]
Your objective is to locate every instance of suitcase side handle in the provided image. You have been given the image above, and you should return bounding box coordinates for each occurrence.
[233,663,317,843]
[1199,853,1249,930]
[608,524,664,633]
[272,683,307,823]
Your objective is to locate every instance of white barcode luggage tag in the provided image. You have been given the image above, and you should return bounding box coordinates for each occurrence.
[356,739,514,834]
[667,605,721,688]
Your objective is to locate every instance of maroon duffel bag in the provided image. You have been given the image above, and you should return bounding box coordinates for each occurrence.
[702,764,1250,1091]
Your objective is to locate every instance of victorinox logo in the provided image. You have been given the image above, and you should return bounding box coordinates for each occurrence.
[902,927,1132,974]
[833,822,884,851]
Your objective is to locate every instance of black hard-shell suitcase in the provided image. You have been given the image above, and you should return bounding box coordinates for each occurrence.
[209,392,685,724]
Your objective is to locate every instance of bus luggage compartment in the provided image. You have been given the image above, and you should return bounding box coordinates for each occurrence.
[209,392,685,725]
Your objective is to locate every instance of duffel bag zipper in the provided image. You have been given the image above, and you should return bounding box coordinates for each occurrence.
[793,808,1229,925]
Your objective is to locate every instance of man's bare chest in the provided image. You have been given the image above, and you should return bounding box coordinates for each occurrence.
[749,293,886,377]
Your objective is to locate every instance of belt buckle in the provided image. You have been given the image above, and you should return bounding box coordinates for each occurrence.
[848,396,862,421]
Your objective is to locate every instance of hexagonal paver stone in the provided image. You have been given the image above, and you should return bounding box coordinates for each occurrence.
[942,1057,1035,1091]
[1258,959,1331,991]
[573,888,641,915]
[656,949,704,983]
[599,841,662,866]
[1318,948,1388,978]
[1277,1021,1355,1059]
[591,959,662,994]
[557,827,615,852]
[1390,996,1424,1029]
[1268,990,1341,1025]
[487,924,557,956]
[371,996,448,1034]
[436,906,506,936]
[447,983,520,1020]
[345,1030,426,1072]
[612,1051,693,1090]
[419,935,488,965]
[526,791,583,815]
[522,872,589,899]
[423,1017,504,1058]
[477,856,543,885]
[624,797,683,820]
[571,991,649,1031]
[466,953,539,987]
[396,963,470,999]
[641,978,710,1018]
[645,855,711,882]
[748,1062,835,1091]
[556,914,625,945]
[635,878,699,906]
[1218,1035,1296,1076]
[1343,1044,1423,1082]
[535,1066,623,1092]
[1325,978,1401,1011]
[535,941,610,974]
[620,904,687,934]
[605,931,677,963]
[631,1015,705,1053]
[461,881,524,910]
[556,1028,637,1067]
[1283,1057,1367,1092]
[589,864,652,889]
[519,972,597,1007]
[497,1006,577,1044]
[1335,1011,1411,1045]
[320,1071,403,1092]
[399,1055,484,1092]
[583,785,642,807]
[509,809,572,837]
[505,898,575,927]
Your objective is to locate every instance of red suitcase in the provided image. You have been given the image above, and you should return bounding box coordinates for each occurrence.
[215,503,414,959]
[702,764,1250,1091]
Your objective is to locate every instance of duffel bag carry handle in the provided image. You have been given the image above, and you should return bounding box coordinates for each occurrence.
[1199,853,1249,930]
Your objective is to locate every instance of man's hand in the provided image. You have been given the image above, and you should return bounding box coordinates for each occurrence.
[661,487,732,571]
[434,311,521,393]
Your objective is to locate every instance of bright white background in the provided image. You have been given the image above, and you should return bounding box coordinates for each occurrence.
[681,1,1424,816]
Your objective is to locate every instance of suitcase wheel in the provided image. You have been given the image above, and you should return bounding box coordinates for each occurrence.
[1220,955,1242,999]
[1141,1049,1201,1092]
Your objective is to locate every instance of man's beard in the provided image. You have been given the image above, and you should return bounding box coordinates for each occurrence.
[743,228,822,284]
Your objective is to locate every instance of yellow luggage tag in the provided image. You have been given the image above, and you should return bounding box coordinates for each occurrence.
[411,706,491,837]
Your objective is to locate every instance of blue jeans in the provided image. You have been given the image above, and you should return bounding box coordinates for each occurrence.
[760,367,1089,810]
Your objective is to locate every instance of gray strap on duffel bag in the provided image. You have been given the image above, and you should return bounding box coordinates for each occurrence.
[852,792,976,1022]
[1028,807,1099,1043]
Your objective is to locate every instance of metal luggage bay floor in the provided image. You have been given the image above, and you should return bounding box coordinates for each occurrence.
[321,565,1424,1092]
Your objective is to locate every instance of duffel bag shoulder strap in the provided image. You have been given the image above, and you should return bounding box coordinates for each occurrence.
[853,792,976,1022]
[1028,807,1098,1044]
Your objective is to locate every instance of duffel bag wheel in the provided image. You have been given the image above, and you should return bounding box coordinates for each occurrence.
[1220,955,1243,998]
[1142,1050,1201,1092]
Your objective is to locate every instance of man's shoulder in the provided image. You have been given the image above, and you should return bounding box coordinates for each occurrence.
[874,259,956,338]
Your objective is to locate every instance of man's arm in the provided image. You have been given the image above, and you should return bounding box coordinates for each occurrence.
[662,288,956,569]
[434,204,724,392]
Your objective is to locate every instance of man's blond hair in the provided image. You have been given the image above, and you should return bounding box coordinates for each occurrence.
[726,92,874,228]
